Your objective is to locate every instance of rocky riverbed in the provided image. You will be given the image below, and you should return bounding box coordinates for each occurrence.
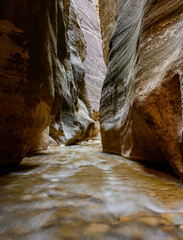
[1,141,183,240]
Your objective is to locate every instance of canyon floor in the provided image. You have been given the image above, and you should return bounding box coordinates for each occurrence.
[1,141,183,239]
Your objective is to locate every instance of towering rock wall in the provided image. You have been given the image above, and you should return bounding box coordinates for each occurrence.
[0,0,65,165]
[100,0,183,177]
[0,0,105,165]
[50,0,106,145]
[75,0,106,111]
[99,0,125,65]
[50,0,94,145]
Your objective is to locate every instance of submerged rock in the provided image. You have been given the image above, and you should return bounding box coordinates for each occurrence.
[100,0,183,176]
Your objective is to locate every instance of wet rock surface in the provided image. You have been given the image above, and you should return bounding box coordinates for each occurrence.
[1,143,183,239]
[100,0,183,177]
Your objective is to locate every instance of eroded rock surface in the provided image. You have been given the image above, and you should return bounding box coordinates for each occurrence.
[99,0,125,65]
[50,0,105,145]
[50,0,93,145]
[0,0,66,165]
[76,0,106,111]
[100,0,183,176]
[0,0,104,165]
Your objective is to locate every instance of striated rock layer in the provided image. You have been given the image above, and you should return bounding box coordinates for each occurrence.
[0,0,104,165]
[76,0,106,111]
[50,0,93,145]
[99,0,125,65]
[100,0,183,176]
[50,0,106,145]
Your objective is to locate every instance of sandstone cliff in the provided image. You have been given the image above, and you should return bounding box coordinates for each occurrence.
[0,0,104,165]
[0,0,66,165]
[99,0,125,65]
[50,0,94,145]
[50,0,106,145]
[76,0,106,111]
[100,0,183,176]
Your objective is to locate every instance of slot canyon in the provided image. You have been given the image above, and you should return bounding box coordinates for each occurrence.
[1,0,183,239]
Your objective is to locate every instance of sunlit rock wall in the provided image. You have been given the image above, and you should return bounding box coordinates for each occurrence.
[99,0,125,65]
[76,0,106,111]
[100,0,183,177]
[50,0,94,145]
[50,0,106,144]
[0,0,103,165]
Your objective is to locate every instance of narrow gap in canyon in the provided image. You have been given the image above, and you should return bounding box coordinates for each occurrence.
[1,0,183,239]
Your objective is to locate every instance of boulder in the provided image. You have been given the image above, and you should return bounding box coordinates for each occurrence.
[100,0,183,176]
[30,127,50,152]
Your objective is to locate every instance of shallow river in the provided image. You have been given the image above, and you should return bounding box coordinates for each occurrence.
[1,141,183,240]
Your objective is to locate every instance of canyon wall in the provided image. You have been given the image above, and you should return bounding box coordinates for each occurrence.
[76,0,106,111]
[50,0,94,146]
[0,0,64,165]
[50,0,106,145]
[99,0,125,65]
[100,0,183,177]
[0,0,104,165]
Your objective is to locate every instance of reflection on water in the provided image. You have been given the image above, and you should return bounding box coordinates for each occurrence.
[0,140,183,239]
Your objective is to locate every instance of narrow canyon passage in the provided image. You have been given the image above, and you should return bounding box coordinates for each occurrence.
[1,1,183,239]
[1,141,183,240]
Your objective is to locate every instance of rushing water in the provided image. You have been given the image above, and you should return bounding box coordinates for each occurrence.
[1,140,183,240]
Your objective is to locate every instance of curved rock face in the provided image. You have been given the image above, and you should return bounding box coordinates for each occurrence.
[100,0,183,176]
[76,0,106,111]
[99,0,125,65]
[0,0,104,165]
[50,0,94,145]
[0,0,66,165]
[50,0,106,145]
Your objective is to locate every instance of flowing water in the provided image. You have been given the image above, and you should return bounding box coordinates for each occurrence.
[1,140,183,240]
